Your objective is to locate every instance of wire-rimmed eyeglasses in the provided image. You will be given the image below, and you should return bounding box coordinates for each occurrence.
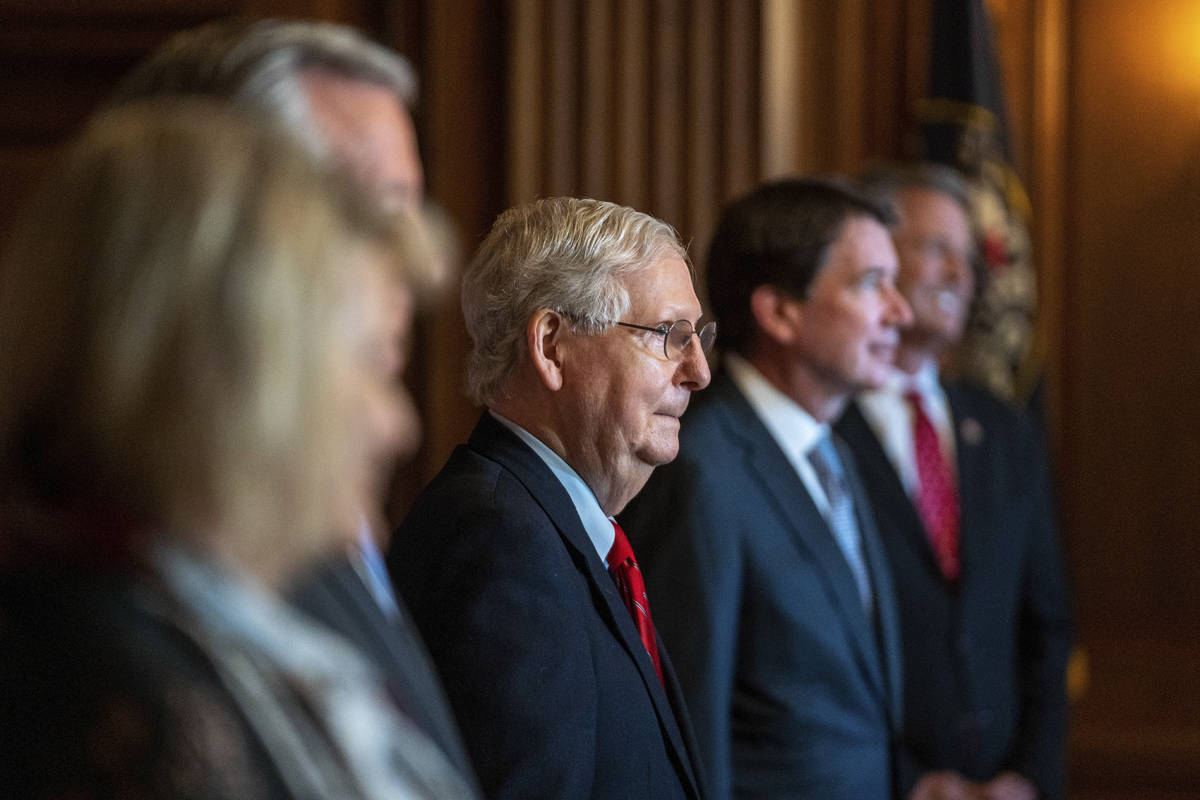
[615,319,717,361]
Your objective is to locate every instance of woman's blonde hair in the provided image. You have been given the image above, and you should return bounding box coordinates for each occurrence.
[0,100,399,580]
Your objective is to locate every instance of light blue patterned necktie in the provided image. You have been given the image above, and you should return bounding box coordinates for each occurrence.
[807,435,874,612]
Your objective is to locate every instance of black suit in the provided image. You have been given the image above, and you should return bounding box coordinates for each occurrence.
[288,554,477,786]
[388,413,706,800]
[620,371,904,800]
[836,380,1072,798]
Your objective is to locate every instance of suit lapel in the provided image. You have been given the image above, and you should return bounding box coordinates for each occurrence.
[709,377,892,707]
[838,436,905,730]
[467,414,701,798]
[945,383,987,586]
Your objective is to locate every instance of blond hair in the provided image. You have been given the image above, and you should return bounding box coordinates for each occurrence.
[0,100,397,580]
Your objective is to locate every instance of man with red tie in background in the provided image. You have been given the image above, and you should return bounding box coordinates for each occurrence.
[836,163,1073,800]
[389,197,712,800]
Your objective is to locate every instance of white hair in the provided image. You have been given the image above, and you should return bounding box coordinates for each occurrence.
[111,18,418,160]
[462,197,689,406]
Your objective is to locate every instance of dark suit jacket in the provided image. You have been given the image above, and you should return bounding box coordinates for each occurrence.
[836,381,1073,799]
[620,371,904,800]
[2,567,291,799]
[388,413,706,800]
[288,554,478,787]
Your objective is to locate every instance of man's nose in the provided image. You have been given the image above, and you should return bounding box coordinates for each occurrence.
[886,284,914,326]
[678,335,712,390]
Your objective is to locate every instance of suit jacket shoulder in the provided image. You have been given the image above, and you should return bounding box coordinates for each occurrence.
[622,371,903,800]
[837,381,1072,799]
[390,413,703,800]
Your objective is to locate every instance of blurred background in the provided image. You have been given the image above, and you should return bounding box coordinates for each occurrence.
[1,1,1197,797]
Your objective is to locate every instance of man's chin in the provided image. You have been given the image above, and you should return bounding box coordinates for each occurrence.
[637,438,680,468]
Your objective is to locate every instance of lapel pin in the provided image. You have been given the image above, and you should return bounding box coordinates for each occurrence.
[960,417,984,446]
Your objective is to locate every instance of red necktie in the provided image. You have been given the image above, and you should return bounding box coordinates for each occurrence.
[607,520,664,683]
[905,392,961,581]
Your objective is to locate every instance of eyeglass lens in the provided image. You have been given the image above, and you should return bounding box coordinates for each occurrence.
[665,320,717,359]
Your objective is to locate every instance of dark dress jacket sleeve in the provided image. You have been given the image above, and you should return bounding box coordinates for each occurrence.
[836,382,1073,799]
[388,413,704,800]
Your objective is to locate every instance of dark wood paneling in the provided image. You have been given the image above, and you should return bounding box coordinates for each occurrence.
[401,0,506,508]
[3,7,1199,796]
[0,5,231,226]
[1060,0,1200,796]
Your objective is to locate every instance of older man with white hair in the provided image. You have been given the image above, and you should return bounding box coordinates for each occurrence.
[390,197,713,800]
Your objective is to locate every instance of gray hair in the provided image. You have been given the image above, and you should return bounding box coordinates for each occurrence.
[463,197,689,406]
[110,19,457,301]
[110,18,418,160]
[858,161,971,216]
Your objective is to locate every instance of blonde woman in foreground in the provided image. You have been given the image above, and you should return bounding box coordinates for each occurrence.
[0,101,474,800]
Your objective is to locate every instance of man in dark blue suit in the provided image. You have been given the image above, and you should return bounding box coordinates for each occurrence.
[835,163,1073,800]
[390,197,713,799]
[621,178,913,799]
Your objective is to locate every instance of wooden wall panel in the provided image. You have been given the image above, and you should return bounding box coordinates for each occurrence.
[386,0,507,512]
[0,2,234,221]
[581,0,614,196]
[613,0,650,209]
[5,6,1200,796]
[1060,1,1200,794]
[684,0,718,263]
[649,0,685,225]
[719,1,759,199]
[508,0,543,205]
[544,0,579,195]
[506,0,763,262]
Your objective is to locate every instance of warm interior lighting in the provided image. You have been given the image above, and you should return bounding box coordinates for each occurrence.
[1152,2,1200,96]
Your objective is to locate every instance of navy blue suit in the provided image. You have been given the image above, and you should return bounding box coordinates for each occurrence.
[388,413,706,800]
[836,381,1072,799]
[620,371,904,799]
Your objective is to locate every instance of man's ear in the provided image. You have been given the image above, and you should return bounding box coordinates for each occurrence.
[749,284,803,346]
[527,308,567,391]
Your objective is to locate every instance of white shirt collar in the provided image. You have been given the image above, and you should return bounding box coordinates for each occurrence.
[724,353,834,514]
[906,360,941,397]
[725,353,828,458]
[489,411,616,564]
[856,362,956,495]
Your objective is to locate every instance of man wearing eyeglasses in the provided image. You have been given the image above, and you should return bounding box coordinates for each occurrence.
[621,177,913,799]
[389,197,712,800]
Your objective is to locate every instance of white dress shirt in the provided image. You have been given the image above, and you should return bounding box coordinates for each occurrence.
[490,411,616,565]
[855,361,958,498]
[724,353,836,517]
